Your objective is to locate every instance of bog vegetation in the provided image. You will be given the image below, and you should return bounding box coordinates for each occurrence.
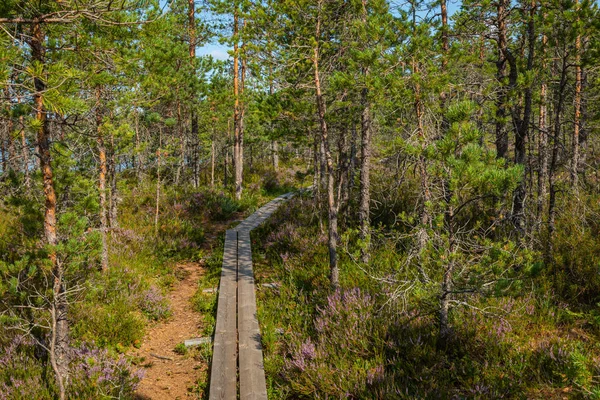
[1,0,600,398]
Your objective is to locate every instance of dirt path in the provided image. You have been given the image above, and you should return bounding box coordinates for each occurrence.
[133,262,206,400]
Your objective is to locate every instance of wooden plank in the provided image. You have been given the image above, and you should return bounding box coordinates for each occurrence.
[209,229,238,400]
[184,337,212,347]
[235,193,294,232]
[237,230,268,400]
[208,194,294,399]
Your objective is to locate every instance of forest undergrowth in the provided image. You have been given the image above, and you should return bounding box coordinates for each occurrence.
[0,165,300,399]
[254,192,600,399]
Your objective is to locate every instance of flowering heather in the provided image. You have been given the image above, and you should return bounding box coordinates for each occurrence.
[314,288,377,354]
[489,318,512,340]
[138,285,171,321]
[69,342,144,399]
[0,336,52,400]
[283,288,386,397]
[113,228,143,243]
[0,337,142,399]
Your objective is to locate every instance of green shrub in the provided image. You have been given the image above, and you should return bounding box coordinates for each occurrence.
[174,343,187,355]
[72,299,145,348]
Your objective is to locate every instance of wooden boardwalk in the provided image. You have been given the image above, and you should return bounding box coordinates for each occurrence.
[209,193,293,400]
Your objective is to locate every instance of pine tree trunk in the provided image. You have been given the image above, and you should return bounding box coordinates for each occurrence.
[495,0,509,159]
[31,19,69,400]
[96,88,109,272]
[18,96,29,187]
[546,49,568,265]
[4,86,16,173]
[359,89,372,264]
[413,57,432,265]
[175,101,184,185]
[572,6,582,188]
[211,127,215,188]
[233,10,244,200]
[1,120,6,174]
[7,115,15,173]
[109,132,118,228]
[358,0,372,264]
[155,127,162,237]
[269,80,279,173]
[537,31,548,232]
[272,140,279,172]
[312,133,319,201]
[189,0,199,189]
[338,126,350,225]
[224,119,230,187]
[313,2,339,288]
[511,0,535,235]
[439,206,456,345]
[135,111,143,182]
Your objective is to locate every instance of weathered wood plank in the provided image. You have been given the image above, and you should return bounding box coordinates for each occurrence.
[184,337,212,347]
[209,193,296,399]
[209,229,238,400]
[237,230,268,400]
[234,193,293,232]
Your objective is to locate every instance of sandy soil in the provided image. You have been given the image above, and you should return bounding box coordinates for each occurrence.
[133,262,206,400]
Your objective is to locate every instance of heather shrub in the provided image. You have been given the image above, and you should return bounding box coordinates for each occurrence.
[531,339,596,389]
[262,170,280,194]
[138,286,171,321]
[552,195,600,304]
[188,190,240,221]
[0,337,53,400]
[282,288,386,398]
[68,343,143,399]
[0,337,142,400]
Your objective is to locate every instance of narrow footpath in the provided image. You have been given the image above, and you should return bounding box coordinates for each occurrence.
[132,193,293,400]
[134,262,206,399]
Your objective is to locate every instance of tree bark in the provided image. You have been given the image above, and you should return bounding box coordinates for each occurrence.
[155,127,162,237]
[3,86,16,174]
[313,1,339,287]
[31,19,69,400]
[1,118,6,174]
[510,0,536,235]
[211,126,215,188]
[18,96,30,187]
[359,89,372,264]
[495,0,509,159]
[537,31,548,231]
[571,3,582,189]
[96,87,109,271]
[233,8,243,200]
[439,210,455,344]
[312,132,319,201]
[359,0,372,264]
[108,131,118,228]
[224,118,231,186]
[546,46,568,264]
[189,0,199,189]
[175,101,184,185]
[272,140,279,171]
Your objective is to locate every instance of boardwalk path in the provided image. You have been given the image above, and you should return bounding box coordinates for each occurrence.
[209,193,293,400]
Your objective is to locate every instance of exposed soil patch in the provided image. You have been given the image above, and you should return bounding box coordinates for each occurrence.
[133,262,206,399]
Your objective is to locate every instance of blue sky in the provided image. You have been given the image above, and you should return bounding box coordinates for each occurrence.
[161,0,461,61]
